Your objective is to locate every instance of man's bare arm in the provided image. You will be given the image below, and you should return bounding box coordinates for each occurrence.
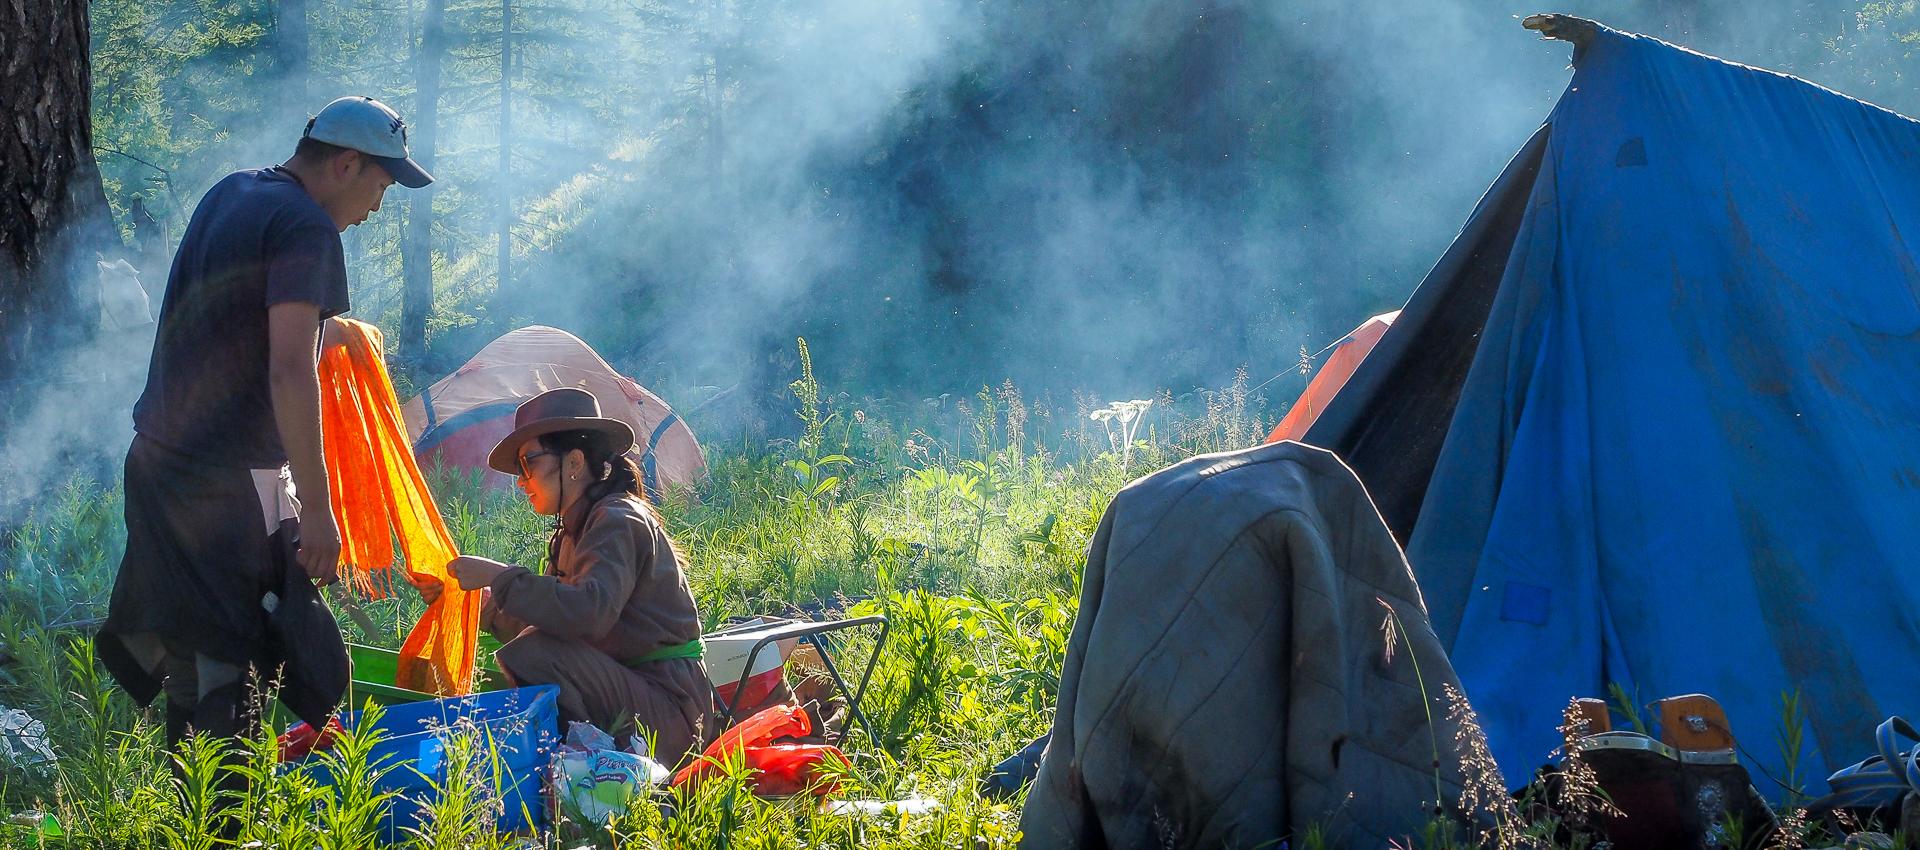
[267,302,341,585]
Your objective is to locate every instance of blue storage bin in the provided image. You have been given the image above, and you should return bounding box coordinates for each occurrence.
[302,684,560,843]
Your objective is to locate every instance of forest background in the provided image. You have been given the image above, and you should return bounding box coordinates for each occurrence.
[13,0,1920,521]
[1,1,1919,844]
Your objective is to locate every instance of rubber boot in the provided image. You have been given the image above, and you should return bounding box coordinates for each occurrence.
[191,681,255,841]
[164,696,195,789]
[165,697,194,750]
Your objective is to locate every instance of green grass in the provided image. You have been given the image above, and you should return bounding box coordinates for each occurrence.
[0,365,1885,847]
[0,370,1257,848]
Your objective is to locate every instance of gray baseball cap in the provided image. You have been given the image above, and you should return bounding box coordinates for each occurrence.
[303,96,434,188]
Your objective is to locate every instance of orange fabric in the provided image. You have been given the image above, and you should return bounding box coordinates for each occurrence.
[318,320,480,695]
[1266,311,1399,444]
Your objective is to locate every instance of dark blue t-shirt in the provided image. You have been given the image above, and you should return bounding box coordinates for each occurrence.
[133,168,350,466]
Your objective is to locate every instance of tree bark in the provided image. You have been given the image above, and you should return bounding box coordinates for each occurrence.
[401,0,446,364]
[0,0,121,386]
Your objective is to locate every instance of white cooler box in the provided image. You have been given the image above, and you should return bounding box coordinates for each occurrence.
[703,622,799,713]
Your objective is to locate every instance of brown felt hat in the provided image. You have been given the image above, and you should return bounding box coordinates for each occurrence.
[486,387,635,476]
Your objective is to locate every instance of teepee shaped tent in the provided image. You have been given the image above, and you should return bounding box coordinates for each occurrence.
[1306,24,1920,795]
[401,326,706,499]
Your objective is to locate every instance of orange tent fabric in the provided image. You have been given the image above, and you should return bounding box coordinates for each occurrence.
[1265,311,1398,444]
[319,320,480,696]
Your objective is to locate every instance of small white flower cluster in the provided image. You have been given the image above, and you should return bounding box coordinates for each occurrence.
[1089,399,1153,469]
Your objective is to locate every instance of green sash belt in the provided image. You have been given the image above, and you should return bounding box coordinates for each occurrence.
[625,638,705,667]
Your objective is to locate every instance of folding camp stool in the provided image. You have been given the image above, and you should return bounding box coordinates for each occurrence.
[702,615,889,746]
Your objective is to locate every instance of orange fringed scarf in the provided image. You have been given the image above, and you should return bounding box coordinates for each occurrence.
[318,319,480,695]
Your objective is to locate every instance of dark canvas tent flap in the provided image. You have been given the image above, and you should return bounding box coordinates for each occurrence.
[1021,441,1489,848]
[1305,123,1550,547]
[1310,24,1920,794]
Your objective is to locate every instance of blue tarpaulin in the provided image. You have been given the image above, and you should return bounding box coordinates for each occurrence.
[1306,25,1920,796]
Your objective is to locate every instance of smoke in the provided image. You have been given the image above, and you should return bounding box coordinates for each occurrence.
[0,261,156,523]
[4,0,1891,526]
[497,0,1649,404]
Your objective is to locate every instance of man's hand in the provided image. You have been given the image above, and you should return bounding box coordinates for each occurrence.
[407,571,445,605]
[449,555,510,591]
[320,316,349,353]
[298,510,343,586]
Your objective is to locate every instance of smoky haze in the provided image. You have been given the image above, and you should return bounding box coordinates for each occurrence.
[503,0,1863,407]
[0,0,1891,521]
[513,0,1580,402]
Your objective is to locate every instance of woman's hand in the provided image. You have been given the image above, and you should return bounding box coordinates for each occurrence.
[406,571,444,606]
[449,555,511,591]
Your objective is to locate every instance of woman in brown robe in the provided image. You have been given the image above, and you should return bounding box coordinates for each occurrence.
[431,387,716,766]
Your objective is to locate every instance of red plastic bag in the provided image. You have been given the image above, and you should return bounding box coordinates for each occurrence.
[277,716,345,762]
[673,704,849,796]
[745,743,851,796]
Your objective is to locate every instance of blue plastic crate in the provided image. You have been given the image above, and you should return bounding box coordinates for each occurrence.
[302,684,559,843]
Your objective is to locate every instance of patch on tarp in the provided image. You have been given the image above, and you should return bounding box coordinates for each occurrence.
[1500,582,1551,626]
[1616,137,1648,167]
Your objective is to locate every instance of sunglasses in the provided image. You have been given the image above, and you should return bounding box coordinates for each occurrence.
[516,449,558,480]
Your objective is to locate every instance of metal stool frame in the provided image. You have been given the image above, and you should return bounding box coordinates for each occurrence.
[706,614,890,746]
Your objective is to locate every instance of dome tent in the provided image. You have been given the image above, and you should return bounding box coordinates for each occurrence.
[401,326,705,499]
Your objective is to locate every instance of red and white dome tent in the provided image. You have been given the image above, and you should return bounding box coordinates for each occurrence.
[401,325,706,500]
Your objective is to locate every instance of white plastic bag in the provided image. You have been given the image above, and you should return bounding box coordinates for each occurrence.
[551,722,669,826]
[0,707,56,769]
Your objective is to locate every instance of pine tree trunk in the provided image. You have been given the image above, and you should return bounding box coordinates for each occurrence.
[705,0,725,198]
[279,0,311,109]
[0,0,120,387]
[497,0,513,293]
[401,0,446,364]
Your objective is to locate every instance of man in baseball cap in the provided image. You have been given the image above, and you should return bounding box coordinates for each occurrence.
[100,94,432,783]
[303,95,434,188]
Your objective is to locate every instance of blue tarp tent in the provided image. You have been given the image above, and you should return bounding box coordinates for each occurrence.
[1306,24,1920,797]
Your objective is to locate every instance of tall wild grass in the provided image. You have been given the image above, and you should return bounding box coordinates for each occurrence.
[0,364,1277,847]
